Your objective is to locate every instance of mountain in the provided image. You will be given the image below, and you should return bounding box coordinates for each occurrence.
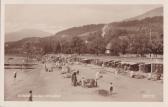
[5,7,163,55]
[126,7,163,21]
[51,7,163,41]
[52,24,105,41]
[5,29,52,42]
[104,16,163,51]
[100,7,163,49]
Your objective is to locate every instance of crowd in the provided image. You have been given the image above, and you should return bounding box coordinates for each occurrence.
[9,54,162,101]
[42,54,114,95]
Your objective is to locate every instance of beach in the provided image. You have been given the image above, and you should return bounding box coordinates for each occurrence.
[4,55,163,101]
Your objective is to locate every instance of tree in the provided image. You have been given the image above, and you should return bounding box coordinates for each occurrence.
[62,40,72,54]
[70,36,86,55]
[22,42,33,62]
[130,34,149,56]
[119,37,129,54]
[88,36,106,55]
[109,37,121,56]
[53,41,61,54]
[43,41,53,54]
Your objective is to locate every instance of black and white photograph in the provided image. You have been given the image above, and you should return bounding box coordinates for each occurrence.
[4,4,163,102]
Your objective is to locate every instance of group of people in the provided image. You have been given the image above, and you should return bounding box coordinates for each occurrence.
[70,67,114,95]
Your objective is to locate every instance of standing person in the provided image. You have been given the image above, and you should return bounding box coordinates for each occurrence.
[117,64,120,73]
[71,72,77,86]
[130,70,134,78]
[81,77,85,87]
[66,65,71,73]
[28,90,33,101]
[101,62,105,73]
[73,72,77,86]
[14,71,17,79]
[114,68,118,78]
[95,71,101,87]
[147,72,152,80]
[71,72,75,86]
[102,62,105,68]
[109,82,113,95]
[44,63,47,72]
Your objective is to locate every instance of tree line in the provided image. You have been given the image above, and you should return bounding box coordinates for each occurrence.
[41,32,163,57]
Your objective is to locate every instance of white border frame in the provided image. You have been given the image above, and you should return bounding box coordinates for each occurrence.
[1,0,168,107]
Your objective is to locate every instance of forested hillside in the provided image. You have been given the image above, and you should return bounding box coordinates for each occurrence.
[5,7,163,57]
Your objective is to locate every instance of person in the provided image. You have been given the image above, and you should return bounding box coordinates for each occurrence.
[117,64,120,73]
[102,62,105,68]
[73,72,77,86]
[114,69,118,77]
[81,77,85,87]
[130,70,134,78]
[155,69,161,80]
[95,71,101,87]
[44,63,47,72]
[14,71,17,79]
[28,90,33,101]
[109,82,113,95]
[147,72,152,80]
[124,66,127,72]
[76,70,79,75]
[48,63,51,72]
[67,65,71,73]
[71,72,77,86]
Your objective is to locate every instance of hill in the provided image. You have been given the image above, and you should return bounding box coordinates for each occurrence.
[5,7,163,56]
[5,29,52,42]
[126,7,163,21]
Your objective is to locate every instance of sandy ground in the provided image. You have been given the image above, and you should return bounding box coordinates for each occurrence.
[4,56,163,101]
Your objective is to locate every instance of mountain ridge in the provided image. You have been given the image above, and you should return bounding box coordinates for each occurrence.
[5,29,52,42]
[125,7,163,21]
[5,7,163,55]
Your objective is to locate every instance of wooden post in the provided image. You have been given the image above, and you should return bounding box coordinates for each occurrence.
[151,63,153,73]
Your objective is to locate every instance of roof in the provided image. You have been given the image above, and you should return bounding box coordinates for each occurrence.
[120,61,138,65]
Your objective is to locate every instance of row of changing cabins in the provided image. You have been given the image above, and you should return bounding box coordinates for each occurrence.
[41,54,163,80]
[75,57,163,79]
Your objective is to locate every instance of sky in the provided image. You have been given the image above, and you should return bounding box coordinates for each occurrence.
[5,4,162,34]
